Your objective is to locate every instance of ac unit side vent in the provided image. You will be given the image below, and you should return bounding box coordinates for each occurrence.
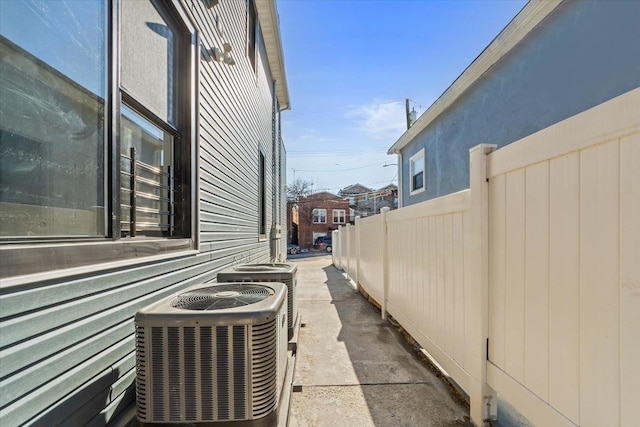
[252,318,278,417]
[233,325,247,420]
[184,326,197,420]
[201,326,215,420]
[168,326,181,421]
[217,326,230,420]
[151,326,165,421]
[135,326,147,420]
[139,325,254,422]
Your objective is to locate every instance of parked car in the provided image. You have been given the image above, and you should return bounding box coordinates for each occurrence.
[287,244,300,255]
[313,236,332,253]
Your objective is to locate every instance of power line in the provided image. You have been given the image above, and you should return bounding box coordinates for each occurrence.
[286,99,404,118]
[292,162,387,173]
[287,149,388,157]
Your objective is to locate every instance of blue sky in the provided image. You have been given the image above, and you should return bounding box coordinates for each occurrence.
[277,0,527,194]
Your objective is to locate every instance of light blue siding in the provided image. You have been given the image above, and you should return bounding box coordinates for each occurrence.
[400,0,640,205]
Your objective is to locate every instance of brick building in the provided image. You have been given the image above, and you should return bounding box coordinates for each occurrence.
[297,191,350,249]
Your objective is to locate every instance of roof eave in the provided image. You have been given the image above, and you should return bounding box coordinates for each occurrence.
[255,0,290,110]
[387,0,562,155]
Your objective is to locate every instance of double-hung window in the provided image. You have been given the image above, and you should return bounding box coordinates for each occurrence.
[410,149,425,195]
[0,0,197,278]
[312,209,327,224]
[332,209,345,224]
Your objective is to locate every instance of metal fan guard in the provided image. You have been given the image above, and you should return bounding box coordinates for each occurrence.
[170,284,273,310]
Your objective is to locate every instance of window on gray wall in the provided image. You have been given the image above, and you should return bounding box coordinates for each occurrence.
[259,150,266,236]
[247,0,257,71]
[410,149,425,195]
[0,0,196,277]
[120,0,189,237]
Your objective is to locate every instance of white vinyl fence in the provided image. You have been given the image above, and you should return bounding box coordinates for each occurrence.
[334,88,639,427]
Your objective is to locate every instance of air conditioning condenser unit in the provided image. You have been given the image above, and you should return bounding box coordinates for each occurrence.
[135,282,288,425]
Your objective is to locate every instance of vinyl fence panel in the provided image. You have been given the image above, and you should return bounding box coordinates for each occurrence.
[357,215,384,303]
[486,87,640,426]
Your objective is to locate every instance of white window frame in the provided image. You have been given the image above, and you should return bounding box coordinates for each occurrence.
[409,148,425,195]
[312,208,327,224]
[332,209,346,224]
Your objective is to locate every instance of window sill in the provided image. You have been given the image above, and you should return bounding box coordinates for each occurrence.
[258,234,267,242]
[410,187,425,196]
[0,238,195,283]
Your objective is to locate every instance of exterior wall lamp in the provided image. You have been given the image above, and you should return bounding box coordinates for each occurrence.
[212,42,236,65]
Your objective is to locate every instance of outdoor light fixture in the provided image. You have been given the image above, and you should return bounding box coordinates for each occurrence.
[212,42,235,66]
[201,0,219,9]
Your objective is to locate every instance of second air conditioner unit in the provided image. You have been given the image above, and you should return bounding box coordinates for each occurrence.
[217,263,298,341]
[135,282,288,425]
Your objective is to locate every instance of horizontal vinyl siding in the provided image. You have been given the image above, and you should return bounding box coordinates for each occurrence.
[0,0,284,425]
[196,0,275,258]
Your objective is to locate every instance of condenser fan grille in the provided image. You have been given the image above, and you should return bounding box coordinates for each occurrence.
[170,284,273,310]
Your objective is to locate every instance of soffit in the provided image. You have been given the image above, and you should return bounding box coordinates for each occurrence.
[255,0,290,110]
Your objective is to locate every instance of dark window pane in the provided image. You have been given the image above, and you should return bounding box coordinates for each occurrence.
[259,151,266,234]
[0,0,106,237]
[121,0,175,125]
[248,0,256,71]
[413,171,424,191]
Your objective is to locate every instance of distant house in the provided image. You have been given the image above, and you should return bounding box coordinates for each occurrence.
[339,183,398,218]
[0,0,289,425]
[389,0,640,206]
[298,191,350,249]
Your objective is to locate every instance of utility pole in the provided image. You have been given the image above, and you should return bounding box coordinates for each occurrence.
[405,98,411,130]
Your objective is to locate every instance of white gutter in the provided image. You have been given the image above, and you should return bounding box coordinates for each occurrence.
[388,0,562,155]
[256,0,290,110]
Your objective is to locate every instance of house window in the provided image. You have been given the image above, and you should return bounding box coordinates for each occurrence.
[0,0,196,275]
[259,150,266,236]
[410,149,425,194]
[119,0,192,238]
[312,209,327,224]
[333,209,346,224]
[247,0,257,71]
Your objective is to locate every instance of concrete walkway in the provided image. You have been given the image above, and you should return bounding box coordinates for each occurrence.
[288,256,471,427]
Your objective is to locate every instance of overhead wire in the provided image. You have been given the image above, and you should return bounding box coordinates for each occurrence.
[285,99,404,118]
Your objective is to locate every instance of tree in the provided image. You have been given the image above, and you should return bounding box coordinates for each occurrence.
[286,178,314,202]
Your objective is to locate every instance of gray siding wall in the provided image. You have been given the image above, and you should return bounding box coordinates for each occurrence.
[400,0,640,206]
[0,0,287,425]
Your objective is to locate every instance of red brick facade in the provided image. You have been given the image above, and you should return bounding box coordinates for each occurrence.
[297,192,350,249]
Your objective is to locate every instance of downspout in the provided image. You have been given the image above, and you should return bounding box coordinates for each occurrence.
[271,80,288,261]
[271,79,278,261]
